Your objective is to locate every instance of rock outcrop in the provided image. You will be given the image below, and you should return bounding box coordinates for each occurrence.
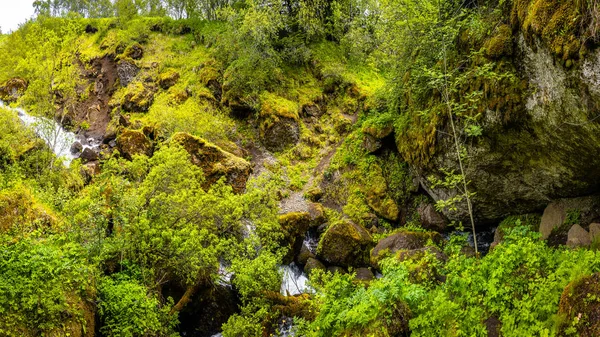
[418,33,600,224]
[171,132,252,193]
[116,129,154,160]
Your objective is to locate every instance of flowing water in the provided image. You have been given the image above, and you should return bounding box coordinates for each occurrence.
[0,100,100,166]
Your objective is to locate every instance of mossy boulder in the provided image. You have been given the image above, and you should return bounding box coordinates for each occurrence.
[171,132,252,193]
[395,246,447,283]
[158,69,180,89]
[307,202,326,228]
[370,230,443,269]
[539,197,600,240]
[316,220,374,267]
[417,202,448,232]
[0,186,58,234]
[123,43,144,60]
[365,164,399,222]
[492,214,541,248]
[558,273,600,336]
[116,129,154,160]
[0,77,27,102]
[566,224,592,248]
[304,257,326,276]
[121,82,156,112]
[484,24,513,59]
[279,212,311,264]
[259,93,300,152]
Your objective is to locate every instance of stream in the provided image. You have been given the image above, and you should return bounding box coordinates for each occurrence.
[0,100,101,166]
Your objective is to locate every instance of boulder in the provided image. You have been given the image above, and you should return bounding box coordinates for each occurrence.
[370,231,442,269]
[316,220,373,267]
[355,267,375,281]
[297,244,315,266]
[171,132,251,193]
[304,257,326,276]
[116,60,139,87]
[589,223,600,242]
[566,224,591,248]
[395,246,447,283]
[122,82,155,112]
[558,273,600,337]
[259,93,300,152]
[116,129,153,160]
[124,43,144,60]
[301,103,322,117]
[79,148,98,164]
[307,202,326,228]
[278,212,311,264]
[361,124,393,153]
[539,197,600,240]
[327,266,346,274]
[158,70,180,89]
[417,202,448,231]
[365,164,399,222]
[0,77,27,102]
[70,142,83,155]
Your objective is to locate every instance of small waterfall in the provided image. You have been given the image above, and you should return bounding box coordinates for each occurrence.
[0,101,100,166]
[280,263,309,296]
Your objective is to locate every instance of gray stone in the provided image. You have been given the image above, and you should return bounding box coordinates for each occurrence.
[70,142,83,155]
[566,224,591,248]
[355,268,374,281]
[117,60,139,87]
[79,148,98,163]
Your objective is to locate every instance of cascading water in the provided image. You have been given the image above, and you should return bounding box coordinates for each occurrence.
[280,262,309,296]
[0,101,100,166]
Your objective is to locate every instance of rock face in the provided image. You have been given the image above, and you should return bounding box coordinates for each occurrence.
[116,129,153,160]
[171,132,251,193]
[316,220,373,267]
[117,60,139,87]
[419,34,600,224]
[558,273,600,336]
[0,77,27,102]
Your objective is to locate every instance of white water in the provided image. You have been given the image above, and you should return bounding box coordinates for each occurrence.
[280,262,310,296]
[0,101,100,166]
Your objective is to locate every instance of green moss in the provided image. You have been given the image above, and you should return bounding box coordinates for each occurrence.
[484,24,514,59]
[259,92,299,121]
[558,273,600,336]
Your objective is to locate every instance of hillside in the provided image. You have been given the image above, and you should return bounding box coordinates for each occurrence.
[2,1,600,336]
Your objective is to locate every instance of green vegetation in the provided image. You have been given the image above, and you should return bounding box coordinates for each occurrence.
[1,0,600,336]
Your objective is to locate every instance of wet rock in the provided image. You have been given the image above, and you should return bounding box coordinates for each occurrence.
[279,212,311,264]
[158,69,180,89]
[70,142,83,155]
[79,148,98,164]
[396,246,447,283]
[171,132,251,193]
[417,202,448,232]
[116,129,153,160]
[316,220,373,267]
[0,77,27,102]
[370,231,442,269]
[117,60,139,87]
[567,224,591,248]
[297,244,315,266]
[485,316,502,337]
[304,257,326,276]
[355,267,375,281]
[558,273,600,336]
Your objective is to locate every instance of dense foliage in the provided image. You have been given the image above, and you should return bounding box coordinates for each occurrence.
[1,0,600,336]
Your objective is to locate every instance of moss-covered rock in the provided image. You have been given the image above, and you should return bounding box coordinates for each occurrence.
[492,214,541,248]
[158,69,180,89]
[279,212,311,264]
[0,186,58,234]
[116,129,153,160]
[0,77,27,102]
[259,93,300,152]
[116,59,139,87]
[123,43,144,60]
[304,257,326,276]
[370,230,442,269]
[171,132,251,193]
[121,82,156,112]
[484,24,514,59]
[558,273,600,336]
[316,220,373,267]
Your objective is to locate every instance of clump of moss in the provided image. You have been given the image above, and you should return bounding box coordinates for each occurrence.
[484,24,514,59]
[558,273,600,336]
[0,185,58,235]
